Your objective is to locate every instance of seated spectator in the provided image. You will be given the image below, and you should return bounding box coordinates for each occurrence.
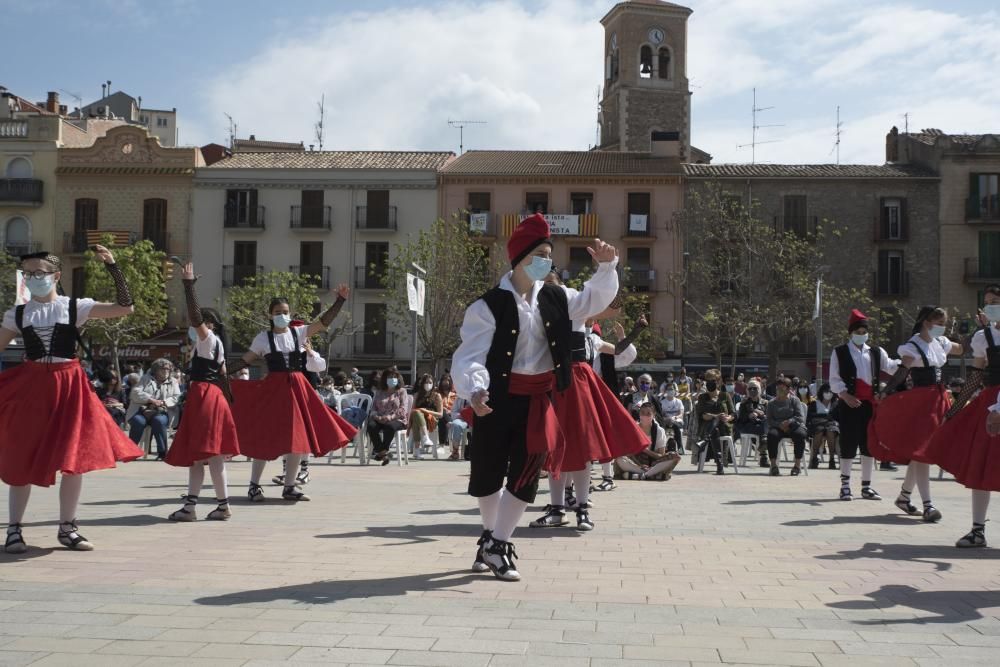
[436,374,457,449]
[332,371,349,392]
[408,373,443,458]
[362,369,382,397]
[98,371,127,427]
[620,376,637,408]
[734,372,748,399]
[795,383,814,406]
[316,375,339,409]
[630,373,662,419]
[658,387,685,452]
[125,358,180,460]
[614,404,682,480]
[448,396,474,461]
[367,367,407,464]
[807,383,840,470]
[695,379,733,475]
[736,380,769,466]
[765,378,808,476]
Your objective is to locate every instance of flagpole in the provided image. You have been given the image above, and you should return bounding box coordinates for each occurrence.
[814,278,824,391]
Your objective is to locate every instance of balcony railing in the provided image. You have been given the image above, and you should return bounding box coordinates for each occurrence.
[3,241,39,257]
[624,267,657,291]
[964,257,1000,284]
[871,270,910,297]
[354,265,385,290]
[222,264,264,287]
[0,179,43,204]
[0,121,29,138]
[290,265,331,290]
[64,230,138,253]
[290,205,332,230]
[355,206,398,231]
[353,331,396,357]
[499,213,600,238]
[142,231,170,252]
[224,205,266,229]
[966,195,1000,222]
[623,213,655,238]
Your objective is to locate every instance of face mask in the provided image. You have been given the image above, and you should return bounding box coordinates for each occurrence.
[423,383,434,392]
[822,392,833,400]
[272,313,292,329]
[985,305,1000,323]
[344,384,353,392]
[387,378,399,389]
[188,327,199,342]
[851,333,869,346]
[725,384,735,393]
[666,390,676,398]
[706,381,718,392]
[25,275,55,297]
[929,324,946,338]
[523,255,553,282]
[798,387,809,396]
[639,383,650,392]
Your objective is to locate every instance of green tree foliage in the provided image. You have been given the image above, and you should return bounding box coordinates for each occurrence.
[82,237,168,372]
[0,252,19,314]
[378,215,506,376]
[225,270,331,351]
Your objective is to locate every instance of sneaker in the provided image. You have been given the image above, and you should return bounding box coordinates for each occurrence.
[481,537,521,582]
[861,487,882,501]
[282,486,311,502]
[593,476,616,492]
[3,524,26,554]
[473,530,492,572]
[956,527,987,548]
[839,487,853,501]
[295,469,310,486]
[894,496,919,516]
[575,508,595,532]
[923,505,942,523]
[248,483,265,503]
[790,466,801,477]
[529,505,568,528]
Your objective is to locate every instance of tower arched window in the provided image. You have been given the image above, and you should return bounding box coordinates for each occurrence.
[658,47,672,80]
[5,157,32,179]
[4,216,31,255]
[639,45,653,79]
[610,49,619,82]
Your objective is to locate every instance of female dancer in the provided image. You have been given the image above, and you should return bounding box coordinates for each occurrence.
[165,262,240,522]
[1,247,142,553]
[925,286,1000,546]
[229,287,357,502]
[874,306,961,523]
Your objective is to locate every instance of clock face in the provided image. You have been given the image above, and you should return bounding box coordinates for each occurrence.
[648,27,664,44]
[610,32,618,50]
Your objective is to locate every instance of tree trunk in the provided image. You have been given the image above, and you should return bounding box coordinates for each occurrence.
[714,345,723,372]
[729,327,739,378]
[767,341,781,383]
[110,339,121,377]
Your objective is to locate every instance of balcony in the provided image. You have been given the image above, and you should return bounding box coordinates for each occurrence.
[966,195,1000,222]
[290,265,331,290]
[871,270,910,297]
[64,230,138,253]
[624,267,657,292]
[623,213,655,239]
[223,205,266,230]
[0,121,29,138]
[499,213,600,238]
[290,205,332,230]
[222,264,264,287]
[354,265,385,290]
[964,257,1000,284]
[355,206,398,231]
[3,241,39,257]
[142,231,170,252]
[0,179,43,205]
[353,331,396,357]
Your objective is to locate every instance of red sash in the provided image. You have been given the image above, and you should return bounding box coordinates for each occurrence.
[508,372,565,489]
[855,379,874,402]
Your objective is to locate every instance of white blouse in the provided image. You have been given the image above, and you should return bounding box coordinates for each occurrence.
[249,325,311,363]
[451,259,618,399]
[898,334,955,368]
[191,329,225,364]
[1,296,97,363]
[970,326,1000,360]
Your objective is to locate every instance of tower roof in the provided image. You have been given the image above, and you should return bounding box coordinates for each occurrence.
[602,0,692,24]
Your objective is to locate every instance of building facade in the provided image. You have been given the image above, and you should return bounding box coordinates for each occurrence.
[191,151,454,369]
[440,143,685,356]
[78,90,178,147]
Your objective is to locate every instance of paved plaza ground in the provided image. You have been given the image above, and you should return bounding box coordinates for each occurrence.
[2,455,1000,666]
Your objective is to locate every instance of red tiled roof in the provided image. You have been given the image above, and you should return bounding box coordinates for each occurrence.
[204,151,455,170]
[441,150,682,176]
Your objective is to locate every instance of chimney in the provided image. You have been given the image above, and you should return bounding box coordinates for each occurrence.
[886,126,900,163]
[650,130,680,158]
[101,83,107,98]
[46,91,59,113]
[249,134,256,141]
[58,105,67,115]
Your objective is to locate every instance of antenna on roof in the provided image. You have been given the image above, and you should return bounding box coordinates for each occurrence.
[448,119,486,154]
[736,87,783,164]
[902,112,910,135]
[59,89,83,112]
[223,112,238,151]
[829,105,844,165]
[595,86,602,149]
[315,94,326,151]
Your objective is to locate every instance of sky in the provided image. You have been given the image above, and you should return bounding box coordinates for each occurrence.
[4,0,999,164]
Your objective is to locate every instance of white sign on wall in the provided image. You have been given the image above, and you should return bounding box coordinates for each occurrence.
[469,213,490,234]
[629,214,648,232]
[406,273,425,317]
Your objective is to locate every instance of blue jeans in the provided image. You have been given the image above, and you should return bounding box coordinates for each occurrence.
[129,412,170,457]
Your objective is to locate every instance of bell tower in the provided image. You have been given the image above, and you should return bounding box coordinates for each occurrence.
[598,0,692,158]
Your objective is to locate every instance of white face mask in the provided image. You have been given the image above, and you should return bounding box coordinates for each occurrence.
[929,324,946,338]
[851,333,869,346]
[344,384,353,392]
[25,274,56,297]
[272,313,291,329]
[822,392,833,401]
[985,305,1000,323]
[798,387,809,396]
[423,383,434,392]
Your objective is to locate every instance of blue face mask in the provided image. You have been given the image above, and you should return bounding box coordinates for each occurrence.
[188,327,198,342]
[25,275,55,297]
[272,314,292,329]
[523,256,553,282]
[387,377,399,389]
[851,333,869,346]
[929,324,946,338]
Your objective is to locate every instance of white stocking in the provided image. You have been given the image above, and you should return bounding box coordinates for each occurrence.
[58,474,83,524]
[477,489,501,531]
[840,458,853,479]
[492,491,528,542]
[602,461,614,477]
[860,455,874,482]
[8,486,31,525]
[972,489,991,526]
[901,462,918,494]
[284,454,303,485]
[250,459,268,485]
[645,458,677,477]
[187,462,206,497]
[570,469,591,507]
[616,458,644,474]
[207,456,229,501]
[548,474,566,507]
[911,462,932,505]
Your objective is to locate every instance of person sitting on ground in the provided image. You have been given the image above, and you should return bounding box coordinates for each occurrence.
[408,373,443,458]
[614,404,682,480]
[765,377,808,476]
[807,382,840,470]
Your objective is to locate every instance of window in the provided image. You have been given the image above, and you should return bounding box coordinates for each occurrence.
[363,303,388,354]
[4,216,30,255]
[639,45,653,79]
[300,190,325,228]
[880,197,907,240]
[657,47,671,80]
[570,192,593,215]
[979,232,1000,281]
[139,115,149,125]
[142,198,167,250]
[782,195,808,236]
[467,192,491,213]
[232,241,257,286]
[156,117,168,128]
[567,246,592,278]
[225,189,259,226]
[5,157,32,179]
[627,192,651,236]
[626,247,653,292]
[970,173,1000,220]
[74,198,98,233]
[877,250,905,296]
[363,241,389,289]
[299,241,324,287]
[71,267,85,299]
[365,190,391,228]
[525,192,548,215]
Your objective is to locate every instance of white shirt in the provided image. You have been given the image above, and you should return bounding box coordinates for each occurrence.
[641,421,669,452]
[451,259,618,399]
[829,342,900,395]
[249,325,311,363]
[660,396,685,421]
[898,334,955,368]
[590,331,637,377]
[2,296,97,363]
[989,390,1000,413]
[970,326,1000,360]
[191,329,225,365]
[305,349,327,373]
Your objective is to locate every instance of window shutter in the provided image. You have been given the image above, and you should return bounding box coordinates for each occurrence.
[900,198,909,240]
[878,197,888,241]
[969,173,981,219]
[877,250,889,294]
[249,190,259,226]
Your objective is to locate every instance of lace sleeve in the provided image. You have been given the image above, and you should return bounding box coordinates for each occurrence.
[104,263,133,307]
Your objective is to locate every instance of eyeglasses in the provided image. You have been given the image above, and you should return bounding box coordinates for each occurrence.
[21,270,56,280]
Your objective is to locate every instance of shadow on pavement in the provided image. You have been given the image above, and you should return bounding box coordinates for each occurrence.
[783,514,917,527]
[317,522,581,546]
[816,541,1000,572]
[827,583,1000,624]
[410,508,480,516]
[194,569,483,606]
[0,547,56,561]
[724,498,842,507]
[23,514,167,528]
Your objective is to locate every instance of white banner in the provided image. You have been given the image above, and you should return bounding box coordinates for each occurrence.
[15,270,30,306]
[521,214,579,236]
[406,273,425,317]
[469,213,490,234]
[629,214,648,232]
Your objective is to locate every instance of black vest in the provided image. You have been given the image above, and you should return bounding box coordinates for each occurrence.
[907,340,942,386]
[570,331,593,363]
[189,338,223,383]
[265,328,304,372]
[983,328,1000,386]
[834,342,882,394]
[15,298,79,361]
[480,283,572,398]
[598,352,619,393]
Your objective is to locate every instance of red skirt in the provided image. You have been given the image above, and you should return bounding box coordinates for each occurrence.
[0,361,142,487]
[551,362,651,471]
[923,389,1000,491]
[872,385,950,465]
[229,372,357,460]
[165,381,241,467]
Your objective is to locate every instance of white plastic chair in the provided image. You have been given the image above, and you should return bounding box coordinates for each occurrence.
[335,393,373,465]
[778,437,808,476]
[739,433,762,466]
[391,392,414,466]
[696,435,739,474]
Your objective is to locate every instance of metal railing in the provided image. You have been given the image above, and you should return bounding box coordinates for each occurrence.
[625,267,657,291]
[967,195,1000,222]
[223,205,266,229]
[3,241,39,257]
[290,205,332,230]
[623,213,655,238]
[355,206,398,231]
[222,264,264,287]
[964,257,1000,283]
[64,230,137,253]
[143,230,170,252]
[871,270,910,297]
[353,265,385,290]
[0,179,43,203]
[352,331,395,357]
[290,265,331,290]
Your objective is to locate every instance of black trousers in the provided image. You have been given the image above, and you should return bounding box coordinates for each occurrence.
[838,400,873,460]
[468,394,541,503]
[367,419,405,454]
[767,426,807,461]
